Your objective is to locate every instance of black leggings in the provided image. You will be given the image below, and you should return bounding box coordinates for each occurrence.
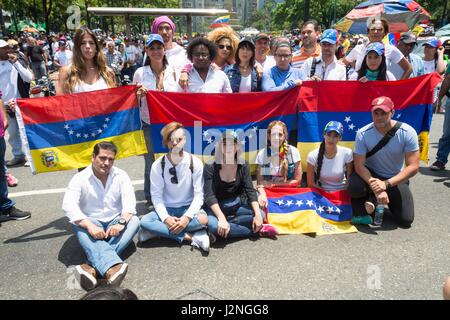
[348,171,414,227]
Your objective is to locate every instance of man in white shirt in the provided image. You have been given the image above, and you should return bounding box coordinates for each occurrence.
[53,40,73,69]
[151,15,189,72]
[139,122,210,252]
[254,33,276,75]
[183,37,232,93]
[302,29,347,81]
[343,18,412,80]
[0,40,33,167]
[62,141,140,291]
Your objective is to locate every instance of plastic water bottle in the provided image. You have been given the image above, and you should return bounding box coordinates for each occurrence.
[374,204,385,226]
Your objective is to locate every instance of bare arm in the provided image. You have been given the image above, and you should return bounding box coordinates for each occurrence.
[56,67,68,95]
[306,163,316,188]
[398,57,413,80]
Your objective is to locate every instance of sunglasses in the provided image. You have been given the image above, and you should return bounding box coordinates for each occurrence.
[169,167,178,184]
[218,44,232,50]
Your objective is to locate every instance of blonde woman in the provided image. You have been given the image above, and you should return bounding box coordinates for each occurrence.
[206,26,239,69]
[256,121,302,208]
[56,27,115,95]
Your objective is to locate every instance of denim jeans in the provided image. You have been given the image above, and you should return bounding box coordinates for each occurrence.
[0,138,15,213]
[142,122,155,202]
[6,114,25,159]
[31,61,47,80]
[140,206,207,243]
[206,204,265,238]
[71,215,140,277]
[436,98,450,164]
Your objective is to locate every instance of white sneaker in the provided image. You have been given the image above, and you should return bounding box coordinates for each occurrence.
[191,229,210,252]
[138,228,156,243]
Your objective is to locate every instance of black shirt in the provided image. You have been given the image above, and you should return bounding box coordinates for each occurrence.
[203,162,258,207]
[27,45,44,63]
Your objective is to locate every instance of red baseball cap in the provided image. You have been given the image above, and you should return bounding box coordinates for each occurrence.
[371,96,394,112]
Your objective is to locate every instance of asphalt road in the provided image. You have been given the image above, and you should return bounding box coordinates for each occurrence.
[0,113,449,301]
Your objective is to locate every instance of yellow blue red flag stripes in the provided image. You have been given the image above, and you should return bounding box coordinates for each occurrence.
[16,86,147,174]
[264,187,357,235]
[297,73,442,168]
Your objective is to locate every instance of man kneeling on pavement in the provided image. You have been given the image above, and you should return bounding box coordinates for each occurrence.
[62,141,139,290]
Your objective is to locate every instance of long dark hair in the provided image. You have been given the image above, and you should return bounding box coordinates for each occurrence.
[235,41,256,67]
[315,141,325,185]
[357,54,388,80]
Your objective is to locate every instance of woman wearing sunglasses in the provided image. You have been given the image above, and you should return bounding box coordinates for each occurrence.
[139,122,211,252]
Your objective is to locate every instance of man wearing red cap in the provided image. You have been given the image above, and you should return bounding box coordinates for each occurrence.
[348,96,420,228]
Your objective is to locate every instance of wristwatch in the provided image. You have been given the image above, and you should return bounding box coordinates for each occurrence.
[384,180,392,189]
[118,218,127,226]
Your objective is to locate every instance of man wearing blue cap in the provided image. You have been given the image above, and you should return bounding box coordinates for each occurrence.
[302,29,346,81]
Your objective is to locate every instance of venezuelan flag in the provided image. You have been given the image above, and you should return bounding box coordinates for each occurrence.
[265,187,357,235]
[16,86,147,174]
[209,15,230,28]
[297,73,442,170]
[146,89,300,165]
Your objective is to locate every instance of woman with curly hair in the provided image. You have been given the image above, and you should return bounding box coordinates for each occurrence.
[206,26,239,69]
[56,26,116,94]
[255,121,302,208]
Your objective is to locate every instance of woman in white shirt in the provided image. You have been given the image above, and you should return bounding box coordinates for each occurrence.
[256,120,302,208]
[306,121,353,192]
[139,122,210,252]
[56,27,115,95]
[133,34,179,207]
[350,42,396,81]
[422,38,447,75]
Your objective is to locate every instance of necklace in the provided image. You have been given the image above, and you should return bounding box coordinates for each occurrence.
[239,64,250,71]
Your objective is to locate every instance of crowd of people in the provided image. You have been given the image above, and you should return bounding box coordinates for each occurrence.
[1,15,450,296]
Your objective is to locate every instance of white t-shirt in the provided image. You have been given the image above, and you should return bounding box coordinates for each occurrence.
[185,65,232,93]
[239,74,252,92]
[346,43,404,74]
[260,55,276,76]
[125,45,140,64]
[256,145,301,183]
[423,60,436,74]
[307,145,353,191]
[54,50,73,67]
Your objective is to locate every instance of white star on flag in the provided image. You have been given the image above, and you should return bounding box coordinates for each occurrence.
[396,113,401,119]
[91,132,96,137]
[327,206,334,213]
[276,200,284,206]
[306,200,314,207]
[348,124,355,130]
[103,124,108,128]
[83,134,89,138]
[344,116,351,123]
[286,200,293,206]
[335,207,341,213]
[97,129,102,133]
[68,130,74,135]
[252,126,258,131]
[202,130,209,138]
[76,133,81,138]
[248,134,253,139]
[207,137,213,144]
[105,117,110,122]
[296,200,303,206]
[317,206,324,213]
[64,124,70,130]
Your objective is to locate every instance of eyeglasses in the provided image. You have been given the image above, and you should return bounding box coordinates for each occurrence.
[192,52,210,59]
[275,54,292,59]
[169,167,178,184]
[217,44,232,50]
[369,28,384,33]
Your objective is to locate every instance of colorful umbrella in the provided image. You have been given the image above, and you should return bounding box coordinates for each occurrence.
[334,0,430,34]
[22,27,40,33]
[436,24,450,37]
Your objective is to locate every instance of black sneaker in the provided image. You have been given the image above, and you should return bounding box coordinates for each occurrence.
[430,160,445,171]
[0,207,31,221]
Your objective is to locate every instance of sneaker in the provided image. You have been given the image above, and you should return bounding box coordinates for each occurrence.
[0,207,31,221]
[364,201,375,214]
[105,263,128,286]
[6,157,26,167]
[24,160,30,167]
[138,228,157,243]
[259,224,279,239]
[351,215,373,225]
[6,173,18,187]
[430,160,445,171]
[191,229,210,252]
[75,264,98,291]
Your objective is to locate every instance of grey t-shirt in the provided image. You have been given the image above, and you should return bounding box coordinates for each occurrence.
[354,121,419,178]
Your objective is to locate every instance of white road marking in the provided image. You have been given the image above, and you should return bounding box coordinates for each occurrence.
[9,180,145,198]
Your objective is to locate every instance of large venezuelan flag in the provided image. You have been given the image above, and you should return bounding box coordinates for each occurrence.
[298,73,442,170]
[16,86,147,174]
[265,187,357,235]
[146,89,300,164]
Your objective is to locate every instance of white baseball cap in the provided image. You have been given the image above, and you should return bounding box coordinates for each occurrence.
[0,40,9,48]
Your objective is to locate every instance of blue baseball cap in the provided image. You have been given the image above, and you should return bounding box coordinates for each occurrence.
[145,34,164,47]
[320,29,338,45]
[324,121,344,136]
[422,37,442,48]
[366,42,385,56]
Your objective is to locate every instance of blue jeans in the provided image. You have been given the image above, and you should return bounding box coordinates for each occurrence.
[206,204,264,238]
[31,61,47,80]
[71,215,140,277]
[6,114,25,159]
[436,98,450,164]
[0,138,15,213]
[142,122,155,202]
[140,206,207,243]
